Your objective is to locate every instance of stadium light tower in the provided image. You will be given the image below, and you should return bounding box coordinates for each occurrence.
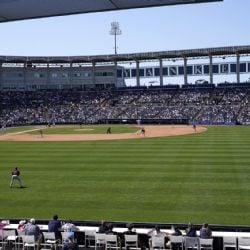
[109,21,122,55]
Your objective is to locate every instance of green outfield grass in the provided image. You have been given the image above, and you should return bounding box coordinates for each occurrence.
[0,125,250,225]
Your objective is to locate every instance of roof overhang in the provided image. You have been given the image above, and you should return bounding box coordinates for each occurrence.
[0,45,248,64]
[0,0,222,23]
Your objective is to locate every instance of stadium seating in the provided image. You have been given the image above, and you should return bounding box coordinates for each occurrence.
[0,85,249,127]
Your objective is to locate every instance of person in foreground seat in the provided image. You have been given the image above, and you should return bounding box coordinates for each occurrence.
[62,220,79,232]
[200,223,212,238]
[185,222,197,237]
[25,218,42,248]
[62,232,79,250]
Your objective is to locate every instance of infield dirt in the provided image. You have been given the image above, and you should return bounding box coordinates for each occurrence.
[0,125,206,141]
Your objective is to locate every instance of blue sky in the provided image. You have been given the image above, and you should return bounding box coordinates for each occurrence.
[0,0,249,57]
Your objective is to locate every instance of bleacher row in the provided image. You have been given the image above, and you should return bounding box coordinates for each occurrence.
[0,84,250,127]
[1,219,250,250]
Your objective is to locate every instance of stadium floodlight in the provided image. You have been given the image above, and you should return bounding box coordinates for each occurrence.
[109,21,122,55]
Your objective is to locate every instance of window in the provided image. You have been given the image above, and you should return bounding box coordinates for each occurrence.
[34,73,45,78]
[213,65,219,74]
[73,72,81,77]
[62,73,69,78]
[83,72,91,77]
[187,66,193,75]
[162,67,168,76]
[178,66,184,75]
[3,72,23,78]
[117,69,123,78]
[154,67,160,76]
[230,64,236,73]
[240,63,246,73]
[139,68,144,77]
[131,69,136,77]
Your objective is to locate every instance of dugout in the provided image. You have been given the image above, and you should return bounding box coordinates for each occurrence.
[99,119,189,125]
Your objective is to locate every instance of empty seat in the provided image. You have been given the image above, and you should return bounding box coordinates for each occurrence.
[200,238,213,250]
[95,233,106,250]
[223,236,237,250]
[85,230,96,248]
[105,234,119,250]
[42,232,57,249]
[184,237,200,250]
[22,235,37,250]
[169,235,183,250]
[124,234,139,250]
[151,236,166,250]
[2,230,17,250]
[238,237,250,250]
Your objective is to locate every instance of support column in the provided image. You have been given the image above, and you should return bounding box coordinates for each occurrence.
[114,60,117,88]
[69,62,73,89]
[236,53,240,83]
[23,63,27,91]
[159,58,163,86]
[209,55,213,84]
[0,62,3,91]
[136,60,140,87]
[183,57,188,85]
[92,61,96,87]
[47,63,51,89]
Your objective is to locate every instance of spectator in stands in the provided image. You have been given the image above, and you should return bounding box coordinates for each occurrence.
[122,223,138,250]
[98,220,109,233]
[124,223,136,235]
[0,220,8,240]
[148,225,167,237]
[48,214,61,240]
[185,222,197,237]
[168,226,182,250]
[148,225,168,249]
[105,223,117,235]
[62,220,79,232]
[199,223,212,238]
[18,220,27,232]
[171,225,182,236]
[25,218,41,243]
[62,232,79,250]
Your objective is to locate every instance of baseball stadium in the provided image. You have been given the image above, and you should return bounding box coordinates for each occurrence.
[0,0,250,249]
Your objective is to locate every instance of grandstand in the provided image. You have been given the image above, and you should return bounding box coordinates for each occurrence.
[0,45,250,127]
[0,83,250,127]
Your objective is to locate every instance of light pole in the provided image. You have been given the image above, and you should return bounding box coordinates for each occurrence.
[109,21,122,55]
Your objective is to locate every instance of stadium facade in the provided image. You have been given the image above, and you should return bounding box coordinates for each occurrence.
[0,45,250,91]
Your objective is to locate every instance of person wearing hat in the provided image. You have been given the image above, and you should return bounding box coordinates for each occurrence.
[18,220,27,232]
[62,232,79,250]
[185,222,197,237]
[25,218,41,242]
[9,167,24,188]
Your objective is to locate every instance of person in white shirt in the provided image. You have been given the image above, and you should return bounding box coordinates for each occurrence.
[62,220,79,232]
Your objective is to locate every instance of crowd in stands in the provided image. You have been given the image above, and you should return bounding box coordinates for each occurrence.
[0,85,250,127]
[0,217,214,250]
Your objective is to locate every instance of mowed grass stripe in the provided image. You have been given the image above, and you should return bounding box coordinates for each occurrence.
[0,126,250,225]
